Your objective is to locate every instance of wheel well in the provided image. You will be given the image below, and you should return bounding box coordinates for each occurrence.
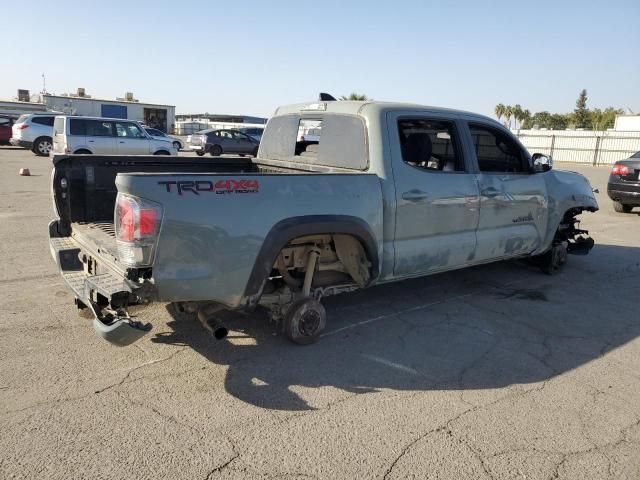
[34,135,52,144]
[154,150,170,155]
[74,149,91,154]
[244,216,379,303]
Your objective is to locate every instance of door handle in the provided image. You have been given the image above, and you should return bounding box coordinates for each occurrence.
[88,140,94,143]
[119,141,125,143]
[402,189,429,202]
[481,187,501,198]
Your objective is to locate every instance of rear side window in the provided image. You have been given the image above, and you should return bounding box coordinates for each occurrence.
[86,120,114,137]
[69,118,87,135]
[17,114,30,124]
[53,117,65,135]
[32,116,55,126]
[468,124,528,173]
[398,119,464,172]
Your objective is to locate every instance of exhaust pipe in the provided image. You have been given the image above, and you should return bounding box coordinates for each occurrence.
[197,308,228,340]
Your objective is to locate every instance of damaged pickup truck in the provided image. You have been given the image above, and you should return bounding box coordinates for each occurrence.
[49,100,598,346]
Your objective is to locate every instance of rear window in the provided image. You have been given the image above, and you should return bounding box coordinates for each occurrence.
[16,114,30,124]
[32,116,55,126]
[259,114,368,170]
[53,117,65,135]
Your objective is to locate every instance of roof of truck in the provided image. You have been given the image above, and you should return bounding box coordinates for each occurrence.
[274,100,498,125]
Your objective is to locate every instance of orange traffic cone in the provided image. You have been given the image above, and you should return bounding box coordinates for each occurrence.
[19,168,31,176]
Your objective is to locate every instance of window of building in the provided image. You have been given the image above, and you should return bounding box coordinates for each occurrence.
[398,119,464,172]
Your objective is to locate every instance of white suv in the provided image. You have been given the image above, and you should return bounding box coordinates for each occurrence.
[52,116,177,156]
[10,113,57,156]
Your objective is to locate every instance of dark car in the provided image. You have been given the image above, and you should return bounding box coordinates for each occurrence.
[0,115,16,145]
[195,129,259,157]
[607,151,640,213]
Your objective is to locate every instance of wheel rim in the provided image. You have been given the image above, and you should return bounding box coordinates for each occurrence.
[39,141,52,154]
[298,309,321,337]
[173,142,180,150]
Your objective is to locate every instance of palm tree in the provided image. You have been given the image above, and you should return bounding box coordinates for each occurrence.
[513,104,523,129]
[494,104,505,123]
[504,105,513,129]
[521,109,531,129]
[340,93,370,101]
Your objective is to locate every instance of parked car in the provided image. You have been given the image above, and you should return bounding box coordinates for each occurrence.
[0,115,16,145]
[190,128,259,157]
[49,99,599,347]
[51,116,177,156]
[607,151,640,213]
[237,127,264,142]
[144,127,183,151]
[10,113,57,156]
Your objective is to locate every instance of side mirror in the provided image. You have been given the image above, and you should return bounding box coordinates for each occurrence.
[532,153,553,173]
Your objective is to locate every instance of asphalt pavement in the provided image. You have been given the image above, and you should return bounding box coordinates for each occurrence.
[1,146,639,479]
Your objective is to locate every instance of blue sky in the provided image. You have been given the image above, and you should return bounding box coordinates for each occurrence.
[4,0,639,118]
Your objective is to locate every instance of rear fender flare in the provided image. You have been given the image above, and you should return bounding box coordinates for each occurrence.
[244,215,380,302]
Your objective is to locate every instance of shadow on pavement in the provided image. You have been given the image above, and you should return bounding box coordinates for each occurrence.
[152,243,640,411]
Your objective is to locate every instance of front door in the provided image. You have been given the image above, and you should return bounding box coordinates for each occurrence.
[389,114,480,277]
[465,122,548,261]
[115,121,150,155]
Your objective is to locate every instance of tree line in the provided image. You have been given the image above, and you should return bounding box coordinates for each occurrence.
[495,90,623,131]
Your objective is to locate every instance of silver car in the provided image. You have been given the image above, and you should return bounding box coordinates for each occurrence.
[10,113,57,156]
[144,127,183,151]
[189,129,259,157]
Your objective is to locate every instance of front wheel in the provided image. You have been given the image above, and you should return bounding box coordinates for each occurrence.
[613,201,633,213]
[284,298,326,345]
[173,141,181,151]
[196,151,205,156]
[535,241,568,275]
[34,137,52,156]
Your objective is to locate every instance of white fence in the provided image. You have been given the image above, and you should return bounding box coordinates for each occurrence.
[515,129,640,165]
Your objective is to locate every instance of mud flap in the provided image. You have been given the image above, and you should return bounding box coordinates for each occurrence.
[93,316,151,347]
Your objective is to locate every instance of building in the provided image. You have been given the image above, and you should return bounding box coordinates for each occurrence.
[0,99,46,117]
[614,114,640,132]
[175,113,267,135]
[43,89,176,132]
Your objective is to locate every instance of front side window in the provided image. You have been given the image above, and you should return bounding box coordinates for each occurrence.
[86,120,114,137]
[115,122,145,138]
[398,119,464,172]
[469,124,529,173]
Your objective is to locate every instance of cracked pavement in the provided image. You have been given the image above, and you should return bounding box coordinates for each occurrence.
[1,147,639,479]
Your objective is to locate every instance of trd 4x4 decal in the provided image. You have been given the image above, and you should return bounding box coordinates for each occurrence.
[159,179,259,195]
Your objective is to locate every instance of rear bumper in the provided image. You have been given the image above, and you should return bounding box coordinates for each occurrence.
[10,138,33,149]
[49,220,153,346]
[188,144,204,151]
[607,182,640,205]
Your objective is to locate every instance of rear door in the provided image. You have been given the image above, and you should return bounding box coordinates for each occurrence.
[86,120,117,153]
[389,112,480,276]
[464,121,548,260]
[115,121,151,154]
[232,131,255,154]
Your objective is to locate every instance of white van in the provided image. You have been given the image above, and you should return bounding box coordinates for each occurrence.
[52,116,177,155]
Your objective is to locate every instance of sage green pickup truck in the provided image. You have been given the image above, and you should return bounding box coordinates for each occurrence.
[49,100,598,346]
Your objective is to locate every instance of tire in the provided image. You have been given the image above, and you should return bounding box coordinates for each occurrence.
[210,145,222,156]
[537,241,568,275]
[33,137,52,156]
[173,141,181,151]
[284,298,326,345]
[612,201,633,213]
[74,149,91,154]
[196,151,205,156]
[154,150,170,155]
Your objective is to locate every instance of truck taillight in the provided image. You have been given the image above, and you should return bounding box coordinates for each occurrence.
[115,194,163,267]
[611,164,629,176]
